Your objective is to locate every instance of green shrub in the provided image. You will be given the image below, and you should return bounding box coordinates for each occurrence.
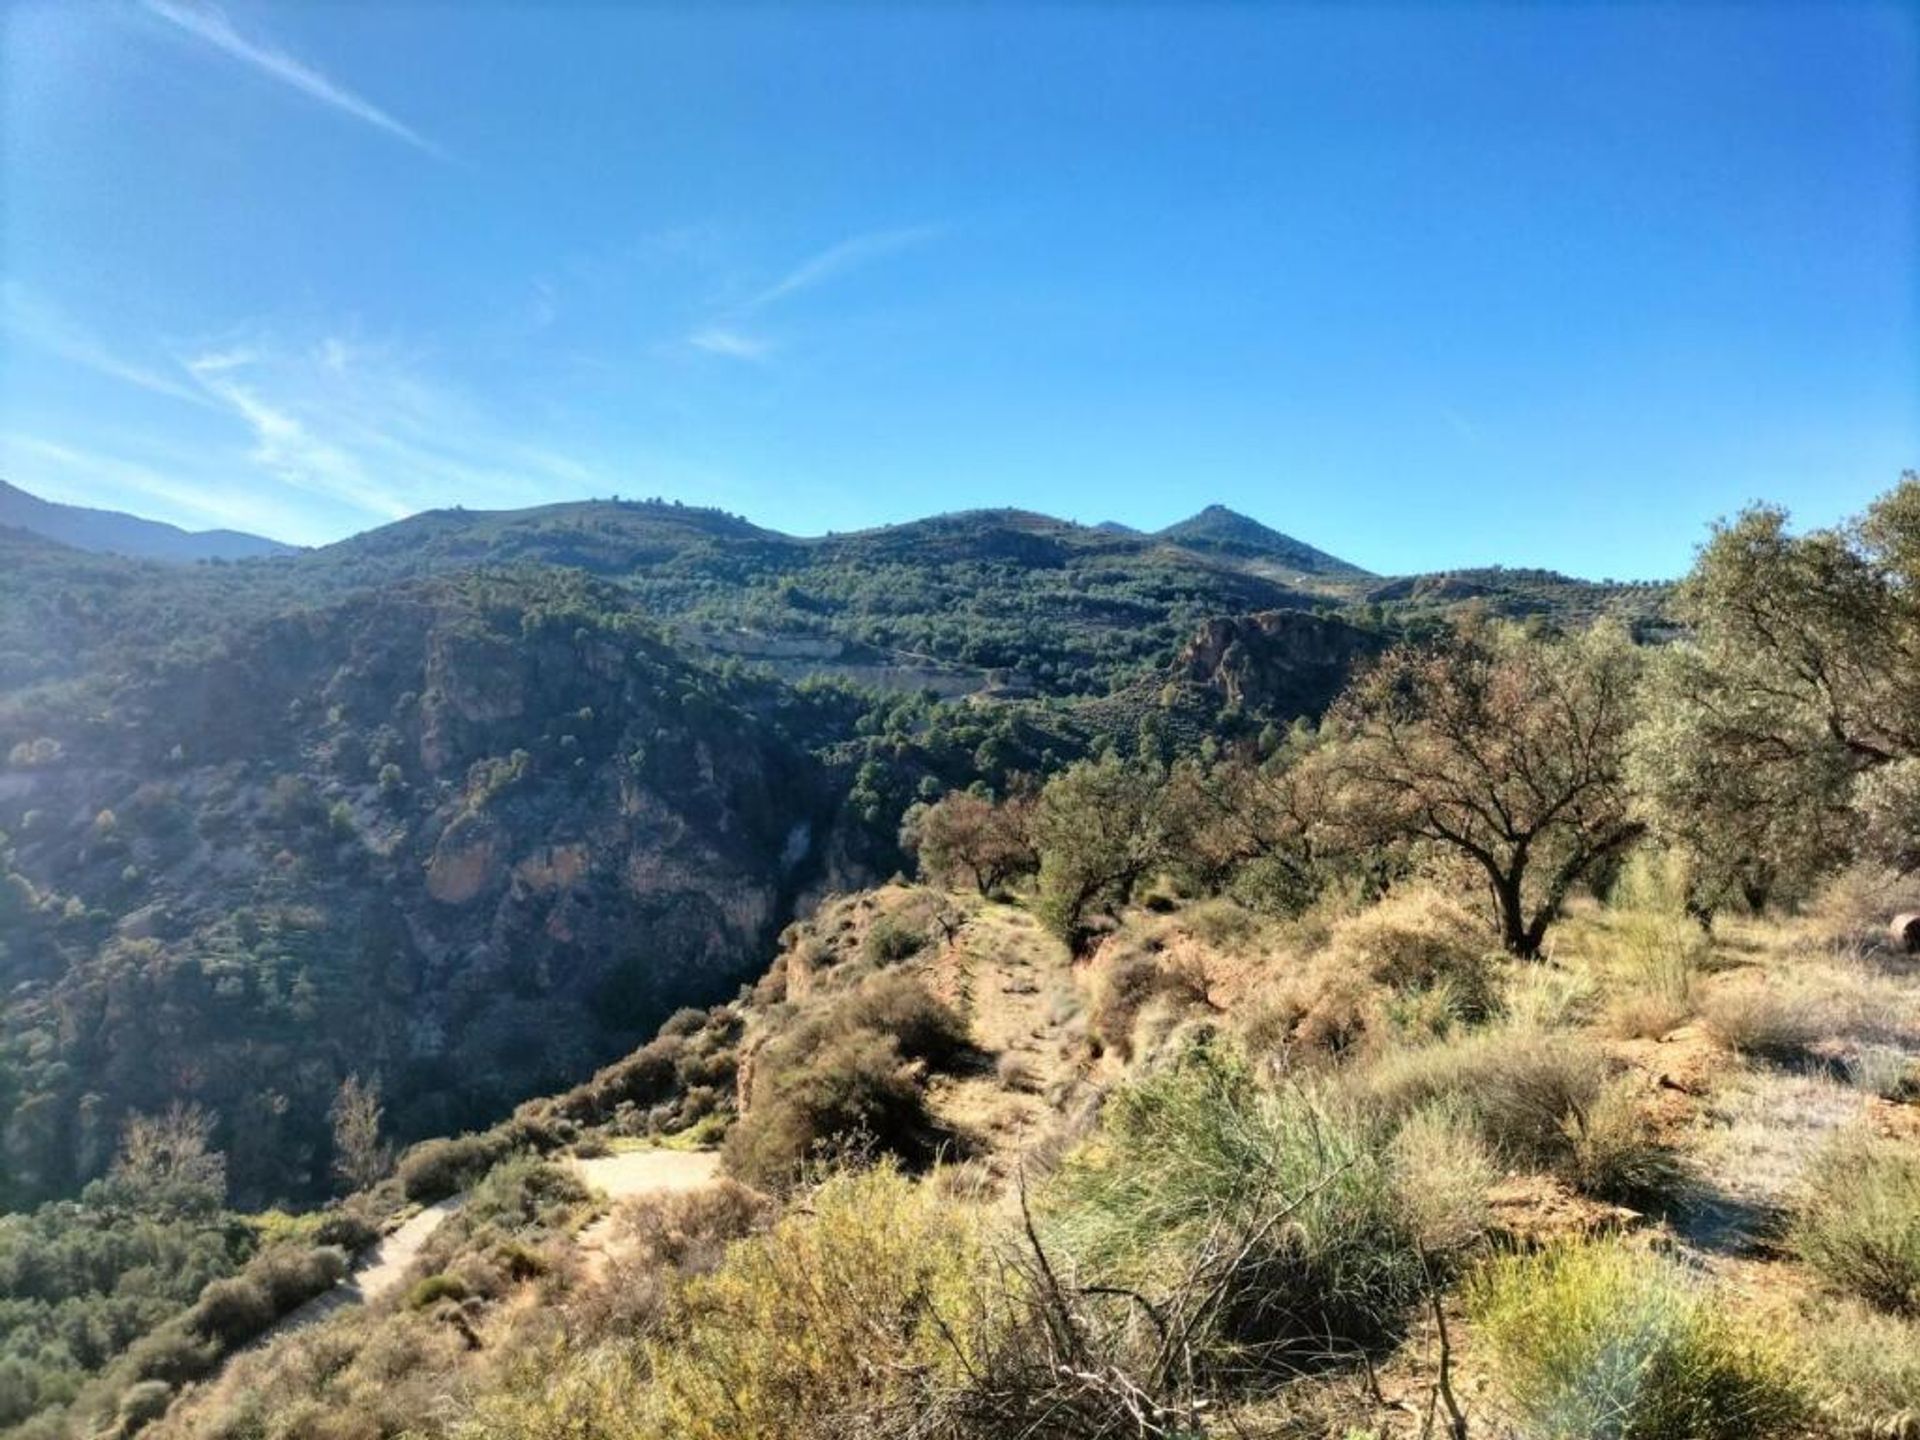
[407,1273,470,1310]
[1044,1043,1421,1367]
[115,1378,173,1430]
[1467,1239,1810,1440]
[1388,1098,1496,1259]
[722,1030,941,1189]
[121,1323,218,1386]
[398,1132,514,1203]
[1367,1027,1686,1208]
[188,1275,274,1345]
[1790,1131,1920,1315]
[1699,980,1824,1061]
[838,972,969,1068]
[1182,897,1260,952]
[458,1156,591,1235]
[1608,850,1709,1005]
[721,974,966,1189]
[863,914,927,965]
[1804,1300,1920,1434]
[309,1208,380,1253]
[1367,1028,1604,1167]
[247,1243,347,1310]
[1564,1080,1695,1210]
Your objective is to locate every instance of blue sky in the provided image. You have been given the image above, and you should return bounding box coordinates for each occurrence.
[1,1,1913,576]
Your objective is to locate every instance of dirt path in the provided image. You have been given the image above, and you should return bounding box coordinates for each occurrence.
[571,1147,721,1197]
[249,1193,466,1345]
[569,1149,722,1276]
[253,1149,720,1349]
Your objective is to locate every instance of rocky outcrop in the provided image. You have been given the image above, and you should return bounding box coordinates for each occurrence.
[1175,610,1386,719]
[0,573,850,1206]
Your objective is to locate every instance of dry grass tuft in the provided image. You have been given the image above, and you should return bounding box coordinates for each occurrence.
[1789,1129,1920,1316]
[1325,886,1501,1020]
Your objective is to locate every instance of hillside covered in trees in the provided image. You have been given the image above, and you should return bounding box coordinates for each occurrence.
[3,477,1916,1440]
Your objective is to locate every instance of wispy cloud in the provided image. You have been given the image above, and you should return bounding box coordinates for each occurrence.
[687,326,773,362]
[162,328,606,527]
[739,225,941,314]
[140,0,442,157]
[2,283,213,408]
[184,351,414,520]
[685,224,940,362]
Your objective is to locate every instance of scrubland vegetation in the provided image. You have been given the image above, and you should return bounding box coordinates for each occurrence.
[3,478,1918,1438]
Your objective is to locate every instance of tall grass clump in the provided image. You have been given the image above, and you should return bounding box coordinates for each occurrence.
[1388,1098,1497,1260]
[1603,851,1709,1038]
[1699,978,1825,1062]
[1043,1042,1421,1370]
[1467,1239,1810,1440]
[1366,1029,1688,1208]
[1789,1130,1920,1316]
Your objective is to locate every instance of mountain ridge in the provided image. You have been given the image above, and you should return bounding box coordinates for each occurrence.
[0,478,297,562]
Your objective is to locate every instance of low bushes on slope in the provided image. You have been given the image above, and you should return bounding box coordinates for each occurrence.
[1325,887,1501,1022]
[1365,1027,1690,1208]
[1467,1238,1810,1440]
[722,974,968,1190]
[647,1164,989,1440]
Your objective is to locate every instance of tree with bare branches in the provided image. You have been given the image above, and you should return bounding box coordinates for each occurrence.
[109,1101,227,1210]
[1326,622,1643,956]
[330,1074,392,1194]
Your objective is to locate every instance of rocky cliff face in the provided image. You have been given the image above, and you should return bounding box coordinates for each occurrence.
[1176,610,1387,719]
[0,574,846,1206]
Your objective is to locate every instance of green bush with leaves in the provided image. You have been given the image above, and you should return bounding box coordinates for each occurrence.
[723,973,967,1189]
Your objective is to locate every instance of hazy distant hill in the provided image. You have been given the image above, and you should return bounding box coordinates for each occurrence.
[0,478,295,562]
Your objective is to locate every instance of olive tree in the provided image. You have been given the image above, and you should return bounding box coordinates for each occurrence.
[1635,474,1920,902]
[1030,753,1172,951]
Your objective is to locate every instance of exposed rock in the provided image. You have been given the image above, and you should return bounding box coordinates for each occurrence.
[1175,609,1386,718]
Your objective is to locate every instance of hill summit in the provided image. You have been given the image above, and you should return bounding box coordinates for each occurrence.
[1157,503,1365,575]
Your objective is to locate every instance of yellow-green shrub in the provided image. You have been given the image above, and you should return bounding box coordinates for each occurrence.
[1803,1300,1920,1435]
[645,1164,989,1440]
[1467,1239,1810,1440]
[1366,1029,1689,1207]
[1043,1043,1421,1365]
[1388,1098,1496,1258]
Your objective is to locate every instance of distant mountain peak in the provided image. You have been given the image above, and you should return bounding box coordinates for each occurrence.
[1156,503,1366,576]
[0,478,295,563]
